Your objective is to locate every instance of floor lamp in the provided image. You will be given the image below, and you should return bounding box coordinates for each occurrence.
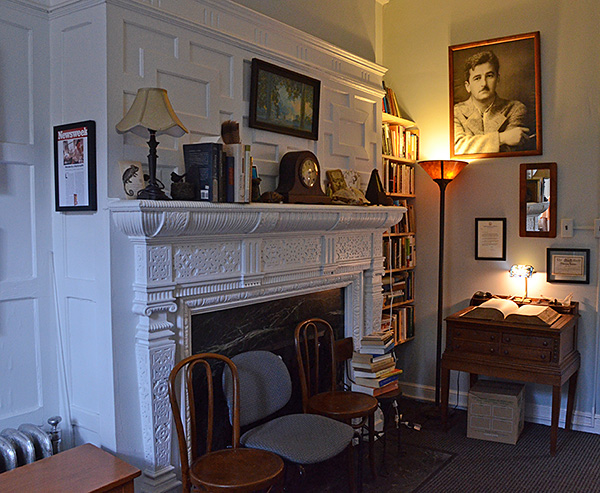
[419,160,468,408]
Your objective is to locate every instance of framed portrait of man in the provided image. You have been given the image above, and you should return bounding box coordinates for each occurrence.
[449,32,542,159]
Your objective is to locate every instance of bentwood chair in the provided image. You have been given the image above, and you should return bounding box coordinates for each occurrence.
[294,319,379,478]
[168,353,285,493]
[223,350,357,492]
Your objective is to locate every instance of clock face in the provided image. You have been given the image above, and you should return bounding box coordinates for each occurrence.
[299,159,318,188]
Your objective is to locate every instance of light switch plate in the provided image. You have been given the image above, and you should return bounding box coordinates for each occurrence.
[561,219,573,238]
[594,219,600,238]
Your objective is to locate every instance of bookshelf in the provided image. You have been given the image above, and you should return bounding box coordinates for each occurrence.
[381,111,418,345]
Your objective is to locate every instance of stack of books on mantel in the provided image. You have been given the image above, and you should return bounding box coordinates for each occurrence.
[351,329,402,396]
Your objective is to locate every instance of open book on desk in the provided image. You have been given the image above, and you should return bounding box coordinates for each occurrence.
[461,298,561,326]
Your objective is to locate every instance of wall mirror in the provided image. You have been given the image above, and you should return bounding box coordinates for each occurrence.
[519,162,556,237]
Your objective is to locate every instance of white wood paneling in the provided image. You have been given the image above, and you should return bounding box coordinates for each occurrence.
[0,2,58,433]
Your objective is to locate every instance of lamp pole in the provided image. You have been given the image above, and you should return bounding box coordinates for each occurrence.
[138,129,169,200]
[419,160,468,411]
[433,178,450,407]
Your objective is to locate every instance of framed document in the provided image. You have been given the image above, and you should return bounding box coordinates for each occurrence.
[54,120,97,211]
[475,218,506,260]
[547,248,590,283]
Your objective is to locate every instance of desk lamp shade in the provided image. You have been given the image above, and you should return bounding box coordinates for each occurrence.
[116,88,188,138]
[509,264,535,299]
[419,160,468,181]
[116,88,188,200]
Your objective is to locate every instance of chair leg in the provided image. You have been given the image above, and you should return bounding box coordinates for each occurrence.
[347,441,357,493]
[368,411,376,480]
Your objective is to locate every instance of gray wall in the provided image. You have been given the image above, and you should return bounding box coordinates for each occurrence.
[384,0,600,428]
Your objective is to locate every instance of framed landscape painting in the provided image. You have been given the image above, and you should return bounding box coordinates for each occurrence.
[249,58,320,140]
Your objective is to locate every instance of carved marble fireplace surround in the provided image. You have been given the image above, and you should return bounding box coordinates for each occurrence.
[111,199,404,490]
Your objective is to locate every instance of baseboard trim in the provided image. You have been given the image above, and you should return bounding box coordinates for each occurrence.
[399,382,600,435]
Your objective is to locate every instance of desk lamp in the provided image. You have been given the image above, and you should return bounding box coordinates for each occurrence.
[116,88,188,200]
[419,160,468,408]
[509,264,535,302]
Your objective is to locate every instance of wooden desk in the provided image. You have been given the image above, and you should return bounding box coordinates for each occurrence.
[441,304,580,455]
[0,443,141,493]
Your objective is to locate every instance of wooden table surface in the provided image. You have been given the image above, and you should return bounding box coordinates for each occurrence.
[0,443,141,493]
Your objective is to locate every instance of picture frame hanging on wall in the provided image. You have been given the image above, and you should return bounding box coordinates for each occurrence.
[249,58,320,140]
[449,31,542,159]
[546,248,590,284]
[53,120,97,211]
[475,218,506,260]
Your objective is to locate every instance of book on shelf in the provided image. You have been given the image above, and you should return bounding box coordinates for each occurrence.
[353,366,401,380]
[352,351,394,366]
[360,329,394,345]
[354,370,402,388]
[382,81,401,118]
[352,379,399,397]
[351,356,395,372]
[358,337,395,354]
[183,142,223,202]
[461,298,561,326]
[392,305,415,342]
[223,143,250,203]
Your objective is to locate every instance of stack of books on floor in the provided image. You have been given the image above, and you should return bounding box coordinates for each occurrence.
[351,329,402,396]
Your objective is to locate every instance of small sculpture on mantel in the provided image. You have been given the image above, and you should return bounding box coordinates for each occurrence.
[170,172,195,200]
[260,191,284,203]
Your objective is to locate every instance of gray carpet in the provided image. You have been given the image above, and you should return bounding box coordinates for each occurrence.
[405,409,600,493]
[301,397,600,492]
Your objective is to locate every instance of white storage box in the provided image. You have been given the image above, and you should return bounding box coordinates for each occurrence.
[467,380,525,445]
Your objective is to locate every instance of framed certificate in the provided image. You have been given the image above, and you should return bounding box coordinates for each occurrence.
[54,120,97,211]
[547,248,590,283]
[475,218,506,260]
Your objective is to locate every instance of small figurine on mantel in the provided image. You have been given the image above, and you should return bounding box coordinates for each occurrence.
[325,169,370,205]
[170,172,195,200]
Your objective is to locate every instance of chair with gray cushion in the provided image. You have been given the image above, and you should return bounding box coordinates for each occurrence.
[223,350,357,492]
[169,353,285,493]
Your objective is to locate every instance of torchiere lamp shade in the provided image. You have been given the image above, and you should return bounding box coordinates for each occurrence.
[419,160,468,181]
[116,88,188,138]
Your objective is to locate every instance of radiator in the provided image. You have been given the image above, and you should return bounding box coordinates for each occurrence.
[0,416,62,473]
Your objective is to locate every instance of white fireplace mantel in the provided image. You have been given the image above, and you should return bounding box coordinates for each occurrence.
[110,200,404,238]
[110,199,404,491]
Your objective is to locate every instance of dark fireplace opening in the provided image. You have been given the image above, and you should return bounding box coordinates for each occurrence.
[190,288,345,454]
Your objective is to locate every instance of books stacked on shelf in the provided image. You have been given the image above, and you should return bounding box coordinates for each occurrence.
[381,126,419,161]
[382,81,401,117]
[383,161,415,195]
[351,332,402,396]
[382,236,416,270]
[386,200,415,234]
[382,271,414,306]
[183,126,251,203]
[392,305,415,343]
[380,307,415,344]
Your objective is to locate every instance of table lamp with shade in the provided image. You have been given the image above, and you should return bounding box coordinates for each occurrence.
[116,87,188,200]
[419,159,468,409]
[509,264,535,302]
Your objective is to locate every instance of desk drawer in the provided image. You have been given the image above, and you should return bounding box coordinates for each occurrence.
[501,333,554,349]
[450,328,499,343]
[450,339,499,355]
[500,345,553,362]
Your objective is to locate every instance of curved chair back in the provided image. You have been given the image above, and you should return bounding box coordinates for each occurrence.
[224,351,292,427]
[169,353,240,492]
[295,318,337,413]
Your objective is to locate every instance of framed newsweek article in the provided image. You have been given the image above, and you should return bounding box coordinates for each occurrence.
[54,120,97,211]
